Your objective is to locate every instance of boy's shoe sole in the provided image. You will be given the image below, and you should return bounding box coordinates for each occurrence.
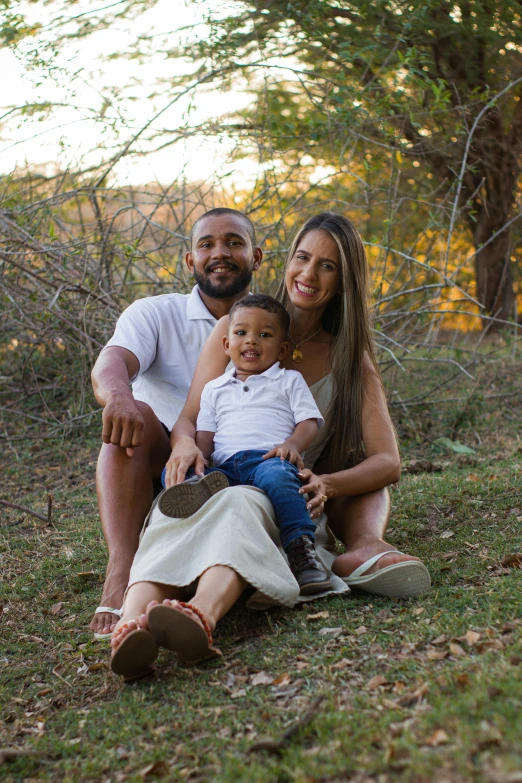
[158,472,229,518]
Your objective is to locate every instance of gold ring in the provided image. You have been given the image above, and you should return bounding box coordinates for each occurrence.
[321,494,328,503]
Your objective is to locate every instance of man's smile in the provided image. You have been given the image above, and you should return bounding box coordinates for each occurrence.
[207,263,238,275]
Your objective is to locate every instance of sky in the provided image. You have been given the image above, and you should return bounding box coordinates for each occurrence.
[0,0,259,187]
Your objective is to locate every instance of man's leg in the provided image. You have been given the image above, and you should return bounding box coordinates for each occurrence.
[90,401,171,636]
[327,489,421,577]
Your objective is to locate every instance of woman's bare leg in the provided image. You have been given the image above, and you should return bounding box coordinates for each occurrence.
[328,488,421,577]
[113,566,246,652]
[191,565,247,629]
[161,565,247,632]
[111,581,184,651]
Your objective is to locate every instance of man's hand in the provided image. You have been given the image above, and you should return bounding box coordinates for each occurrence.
[102,396,145,457]
[164,438,207,487]
[262,441,304,470]
[297,468,329,520]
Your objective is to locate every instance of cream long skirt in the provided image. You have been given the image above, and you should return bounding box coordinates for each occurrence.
[128,485,350,610]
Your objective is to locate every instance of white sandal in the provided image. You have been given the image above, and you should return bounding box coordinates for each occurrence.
[341,551,431,599]
[93,606,123,641]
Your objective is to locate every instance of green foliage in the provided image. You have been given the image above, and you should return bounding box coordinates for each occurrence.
[185,0,522,167]
[0,6,41,49]
[173,0,522,315]
[5,0,522,315]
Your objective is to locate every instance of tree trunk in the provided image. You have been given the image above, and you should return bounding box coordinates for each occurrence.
[473,214,516,324]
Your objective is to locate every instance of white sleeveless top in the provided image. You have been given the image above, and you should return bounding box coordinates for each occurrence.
[302,374,334,470]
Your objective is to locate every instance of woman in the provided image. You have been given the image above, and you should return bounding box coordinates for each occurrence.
[110,213,430,680]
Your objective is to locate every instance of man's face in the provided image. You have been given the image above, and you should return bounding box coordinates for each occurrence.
[186,214,262,299]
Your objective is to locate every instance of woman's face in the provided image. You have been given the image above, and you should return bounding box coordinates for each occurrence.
[285,229,342,315]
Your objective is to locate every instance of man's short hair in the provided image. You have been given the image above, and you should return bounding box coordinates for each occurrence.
[190,208,256,248]
[229,294,290,336]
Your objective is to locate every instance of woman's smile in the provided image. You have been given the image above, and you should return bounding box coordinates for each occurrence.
[294,280,321,297]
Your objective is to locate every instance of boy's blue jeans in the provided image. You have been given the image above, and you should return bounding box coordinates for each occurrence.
[162,449,316,550]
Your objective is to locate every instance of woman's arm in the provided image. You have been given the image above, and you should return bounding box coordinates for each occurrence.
[165,316,230,485]
[300,357,400,504]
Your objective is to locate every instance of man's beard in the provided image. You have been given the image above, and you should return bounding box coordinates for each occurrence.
[194,264,253,299]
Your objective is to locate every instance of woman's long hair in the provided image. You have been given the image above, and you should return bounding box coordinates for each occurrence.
[276,212,381,470]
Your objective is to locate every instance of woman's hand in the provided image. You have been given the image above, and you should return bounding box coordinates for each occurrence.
[297,468,330,520]
[164,438,207,487]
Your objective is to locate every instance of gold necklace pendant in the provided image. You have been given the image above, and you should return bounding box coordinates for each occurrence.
[289,324,322,365]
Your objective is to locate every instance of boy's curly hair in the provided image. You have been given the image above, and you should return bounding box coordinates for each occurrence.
[229,294,290,335]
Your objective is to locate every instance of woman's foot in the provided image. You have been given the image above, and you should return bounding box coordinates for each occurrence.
[147,599,221,665]
[110,604,159,680]
[332,538,421,578]
[159,599,216,633]
[332,536,430,598]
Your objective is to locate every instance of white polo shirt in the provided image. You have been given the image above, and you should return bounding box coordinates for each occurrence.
[196,362,324,465]
[103,286,216,429]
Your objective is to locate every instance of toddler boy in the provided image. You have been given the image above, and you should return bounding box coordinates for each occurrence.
[162,294,332,595]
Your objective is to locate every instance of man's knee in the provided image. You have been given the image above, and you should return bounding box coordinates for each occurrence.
[98,408,169,467]
[135,400,159,426]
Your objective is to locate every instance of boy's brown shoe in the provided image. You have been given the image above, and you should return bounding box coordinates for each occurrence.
[158,472,229,518]
[286,535,332,595]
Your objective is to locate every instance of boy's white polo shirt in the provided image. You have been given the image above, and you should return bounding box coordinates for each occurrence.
[103,286,216,429]
[197,362,324,465]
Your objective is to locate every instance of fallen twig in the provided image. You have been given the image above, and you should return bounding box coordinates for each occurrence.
[47,492,53,527]
[0,498,47,523]
[248,695,325,755]
[0,747,36,764]
[52,667,72,688]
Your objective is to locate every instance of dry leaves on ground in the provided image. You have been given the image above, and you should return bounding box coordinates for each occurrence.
[306,611,330,621]
[450,642,467,657]
[501,553,522,568]
[465,630,481,646]
[271,672,291,687]
[250,671,274,687]
[367,675,388,690]
[139,760,170,778]
[423,728,449,747]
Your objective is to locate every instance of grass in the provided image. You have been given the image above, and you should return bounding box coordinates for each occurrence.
[1,355,521,783]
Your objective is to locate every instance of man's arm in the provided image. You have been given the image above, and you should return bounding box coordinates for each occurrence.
[91,346,143,456]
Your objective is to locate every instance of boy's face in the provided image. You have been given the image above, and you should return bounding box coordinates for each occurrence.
[224,307,288,375]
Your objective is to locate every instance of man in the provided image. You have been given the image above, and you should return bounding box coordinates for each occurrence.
[90,208,262,638]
